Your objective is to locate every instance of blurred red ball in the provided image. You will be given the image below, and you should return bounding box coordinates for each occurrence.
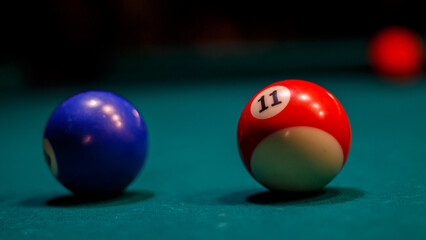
[368,26,424,80]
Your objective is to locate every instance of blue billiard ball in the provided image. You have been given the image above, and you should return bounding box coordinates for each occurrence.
[43,91,148,197]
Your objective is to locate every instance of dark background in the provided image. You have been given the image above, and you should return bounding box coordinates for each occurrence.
[0,0,424,87]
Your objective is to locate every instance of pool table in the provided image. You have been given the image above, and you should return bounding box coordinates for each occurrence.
[1,38,425,240]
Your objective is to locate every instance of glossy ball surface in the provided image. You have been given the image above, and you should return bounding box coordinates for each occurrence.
[237,80,351,192]
[368,26,424,79]
[43,91,148,196]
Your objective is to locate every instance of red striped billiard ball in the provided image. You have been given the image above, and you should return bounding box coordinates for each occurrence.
[237,80,351,192]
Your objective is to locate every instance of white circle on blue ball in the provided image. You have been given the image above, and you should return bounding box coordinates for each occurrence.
[43,138,58,177]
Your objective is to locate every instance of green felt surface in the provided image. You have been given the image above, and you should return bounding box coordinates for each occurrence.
[1,69,426,238]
